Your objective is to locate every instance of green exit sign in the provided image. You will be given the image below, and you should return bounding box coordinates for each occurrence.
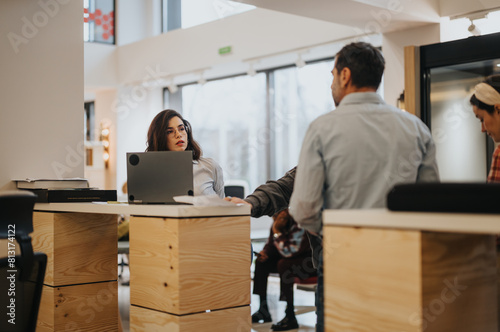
[218,46,232,55]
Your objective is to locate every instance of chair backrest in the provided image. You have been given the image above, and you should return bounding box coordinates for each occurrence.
[224,179,250,199]
[0,191,47,332]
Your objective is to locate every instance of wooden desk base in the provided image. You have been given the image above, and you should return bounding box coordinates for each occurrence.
[324,227,498,332]
[37,282,118,331]
[32,211,118,331]
[130,305,250,332]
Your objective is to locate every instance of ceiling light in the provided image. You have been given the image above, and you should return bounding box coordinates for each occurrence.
[197,77,207,85]
[295,54,306,68]
[468,19,481,36]
[247,62,256,76]
[168,83,178,93]
[197,71,207,85]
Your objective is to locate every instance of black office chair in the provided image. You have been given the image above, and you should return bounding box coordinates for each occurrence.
[0,191,47,332]
[224,185,245,198]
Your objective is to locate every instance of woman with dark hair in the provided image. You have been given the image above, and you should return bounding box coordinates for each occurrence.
[470,74,500,182]
[146,109,225,197]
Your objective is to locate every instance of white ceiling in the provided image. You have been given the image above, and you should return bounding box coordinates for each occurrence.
[236,0,500,33]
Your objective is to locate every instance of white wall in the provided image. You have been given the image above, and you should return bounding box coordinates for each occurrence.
[116,0,162,46]
[84,43,117,88]
[382,24,440,107]
[116,8,358,85]
[0,0,83,190]
[115,87,164,196]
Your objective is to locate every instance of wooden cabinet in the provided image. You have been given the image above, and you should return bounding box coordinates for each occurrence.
[32,211,118,331]
[323,209,499,332]
[129,215,251,331]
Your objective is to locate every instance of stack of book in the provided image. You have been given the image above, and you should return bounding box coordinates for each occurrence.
[14,178,117,203]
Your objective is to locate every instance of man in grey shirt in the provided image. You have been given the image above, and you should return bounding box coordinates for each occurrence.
[289,42,439,331]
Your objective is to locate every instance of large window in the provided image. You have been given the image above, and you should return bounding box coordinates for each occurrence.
[162,0,254,32]
[182,74,268,190]
[84,0,115,44]
[272,60,335,177]
[164,59,335,191]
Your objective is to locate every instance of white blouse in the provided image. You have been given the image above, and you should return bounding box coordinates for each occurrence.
[193,157,225,198]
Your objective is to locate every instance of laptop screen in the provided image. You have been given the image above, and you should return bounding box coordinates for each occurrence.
[126,151,194,204]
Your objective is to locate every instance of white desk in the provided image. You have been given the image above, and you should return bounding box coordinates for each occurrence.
[34,202,249,217]
[32,202,251,332]
[323,209,500,332]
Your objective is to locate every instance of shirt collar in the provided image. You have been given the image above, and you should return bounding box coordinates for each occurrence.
[338,92,384,106]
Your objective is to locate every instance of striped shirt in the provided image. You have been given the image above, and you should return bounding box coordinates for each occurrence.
[488,145,500,183]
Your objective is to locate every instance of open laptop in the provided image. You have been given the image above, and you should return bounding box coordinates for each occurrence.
[126,151,194,204]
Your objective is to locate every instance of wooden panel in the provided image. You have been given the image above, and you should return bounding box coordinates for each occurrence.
[130,216,181,314]
[32,212,55,284]
[130,216,251,315]
[404,45,420,117]
[324,226,422,332]
[130,305,251,332]
[37,281,118,331]
[421,232,497,332]
[32,212,117,286]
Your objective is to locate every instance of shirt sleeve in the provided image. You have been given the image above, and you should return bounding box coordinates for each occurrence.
[289,127,325,234]
[212,160,225,198]
[416,132,440,182]
[488,145,500,183]
[244,167,296,218]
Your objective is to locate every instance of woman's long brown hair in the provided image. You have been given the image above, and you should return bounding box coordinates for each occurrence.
[146,109,202,160]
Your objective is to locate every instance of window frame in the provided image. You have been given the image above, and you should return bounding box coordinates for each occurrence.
[84,0,116,45]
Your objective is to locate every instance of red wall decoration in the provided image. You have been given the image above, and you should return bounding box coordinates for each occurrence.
[84,8,114,41]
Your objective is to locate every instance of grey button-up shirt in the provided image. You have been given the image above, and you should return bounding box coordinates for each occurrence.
[289,92,439,234]
[193,157,225,198]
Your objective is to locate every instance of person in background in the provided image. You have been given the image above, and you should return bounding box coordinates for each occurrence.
[470,74,500,183]
[252,208,316,331]
[470,74,500,325]
[146,109,225,198]
[289,41,440,332]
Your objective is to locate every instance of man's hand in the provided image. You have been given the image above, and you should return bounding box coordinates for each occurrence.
[256,250,268,263]
[224,196,252,208]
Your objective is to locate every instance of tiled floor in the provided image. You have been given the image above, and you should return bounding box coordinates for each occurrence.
[117,254,317,332]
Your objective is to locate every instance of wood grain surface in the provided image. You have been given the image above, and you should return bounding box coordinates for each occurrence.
[324,226,422,332]
[32,211,117,285]
[325,226,499,332]
[130,215,251,315]
[37,281,118,331]
[130,304,250,332]
[421,232,497,332]
[404,45,420,117]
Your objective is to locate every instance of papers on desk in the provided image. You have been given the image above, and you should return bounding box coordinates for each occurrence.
[174,195,242,207]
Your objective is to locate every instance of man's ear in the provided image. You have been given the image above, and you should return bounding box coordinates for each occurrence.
[340,67,351,88]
